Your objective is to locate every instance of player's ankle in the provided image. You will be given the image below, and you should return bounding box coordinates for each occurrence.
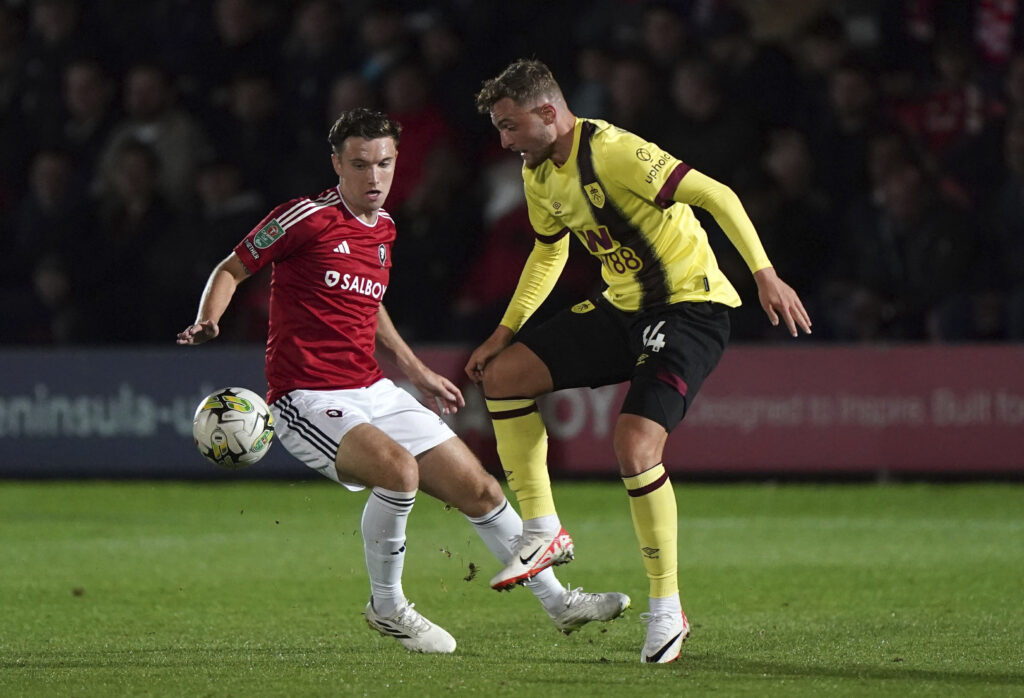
[648,593,681,616]
[523,514,561,537]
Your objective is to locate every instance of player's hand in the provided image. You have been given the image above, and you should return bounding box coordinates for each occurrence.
[412,369,466,416]
[464,326,514,384]
[753,267,812,337]
[176,320,219,345]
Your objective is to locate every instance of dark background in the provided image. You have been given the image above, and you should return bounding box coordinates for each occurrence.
[4,0,1024,348]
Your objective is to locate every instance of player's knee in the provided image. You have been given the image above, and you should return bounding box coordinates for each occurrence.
[454,468,505,517]
[614,442,661,475]
[379,449,420,492]
[613,423,665,475]
[477,473,505,510]
[466,476,505,517]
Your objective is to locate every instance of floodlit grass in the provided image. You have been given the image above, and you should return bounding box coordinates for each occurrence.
[1,480,1022,697]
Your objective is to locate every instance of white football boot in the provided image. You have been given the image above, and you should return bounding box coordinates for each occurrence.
[490,526,575,590]
[640,610,690,663]
[548,585,631,634]
[364,598,456,654]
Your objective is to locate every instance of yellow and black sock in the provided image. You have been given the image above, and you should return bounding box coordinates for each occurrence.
[623,463,678,599]
[486,398,555,520]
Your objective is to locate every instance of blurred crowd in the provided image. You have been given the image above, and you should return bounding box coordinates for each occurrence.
[3,0,1024,345]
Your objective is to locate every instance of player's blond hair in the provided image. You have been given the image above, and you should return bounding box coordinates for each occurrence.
[475,59,564,113]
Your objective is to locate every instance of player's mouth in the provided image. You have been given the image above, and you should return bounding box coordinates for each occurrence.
[519,150,542,169]
[366,189,382,200]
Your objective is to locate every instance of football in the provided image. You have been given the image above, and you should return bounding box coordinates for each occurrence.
[192,387,274,469]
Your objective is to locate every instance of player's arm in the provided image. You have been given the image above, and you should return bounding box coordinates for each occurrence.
[464,233,569,382]
[376,304,464,415]
[176,253,251,345]
[673,170,812,336]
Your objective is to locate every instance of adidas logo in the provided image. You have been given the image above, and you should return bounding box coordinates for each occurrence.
[334,241,351,254]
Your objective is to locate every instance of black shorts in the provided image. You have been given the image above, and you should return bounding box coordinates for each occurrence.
[518,297,730,431]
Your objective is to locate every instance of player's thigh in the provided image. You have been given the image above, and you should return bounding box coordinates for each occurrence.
[368,379,457,459]
[517,298,634,391]
[271,389,369,489]
[416,437,503,517]
[622,301,730,431]
[272,383,444,491]
[335,422,419,491]
[482,341,553,398]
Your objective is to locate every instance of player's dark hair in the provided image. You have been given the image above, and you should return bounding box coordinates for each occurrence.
[475,58,563,113]
[327,107,401,154]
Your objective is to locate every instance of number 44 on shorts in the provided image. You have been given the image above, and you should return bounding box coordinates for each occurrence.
[642,321,666,352]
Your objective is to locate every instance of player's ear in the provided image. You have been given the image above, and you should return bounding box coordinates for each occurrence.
[537,103,557,125]
[331,152,343,176]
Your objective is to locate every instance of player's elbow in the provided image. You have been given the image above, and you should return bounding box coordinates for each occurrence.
[217,253,251,284]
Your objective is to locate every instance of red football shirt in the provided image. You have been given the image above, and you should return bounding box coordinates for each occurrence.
[233,185,396,403]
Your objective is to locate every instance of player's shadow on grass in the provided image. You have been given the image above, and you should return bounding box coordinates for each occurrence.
[687,654,1024,688]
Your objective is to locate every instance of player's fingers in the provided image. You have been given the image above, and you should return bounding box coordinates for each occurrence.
[437,378,464,406]
[783,294,812,334]
[797,303,813,334]
[449,384,466,408]
[468,362,485,383]
[433,388,461,415]
[781,306,798,337]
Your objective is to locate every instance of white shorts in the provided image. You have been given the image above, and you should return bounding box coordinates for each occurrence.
[269,378,456,491]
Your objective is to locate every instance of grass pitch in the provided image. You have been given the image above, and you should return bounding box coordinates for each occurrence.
[1,480,1022,697]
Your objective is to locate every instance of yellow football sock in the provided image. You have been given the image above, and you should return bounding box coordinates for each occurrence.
[486,398,555,520]
[623,463,678,598]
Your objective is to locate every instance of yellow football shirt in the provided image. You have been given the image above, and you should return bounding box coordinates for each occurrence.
[500,117,772,332]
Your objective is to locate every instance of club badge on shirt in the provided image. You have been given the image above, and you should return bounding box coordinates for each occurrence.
[378,244,387,267]
[585,182,606,209]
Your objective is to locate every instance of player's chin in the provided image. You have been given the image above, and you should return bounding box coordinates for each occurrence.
[363,191,386,207]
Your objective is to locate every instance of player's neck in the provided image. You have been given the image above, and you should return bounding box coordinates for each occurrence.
[550,115,578,168]
[337,188,380,226]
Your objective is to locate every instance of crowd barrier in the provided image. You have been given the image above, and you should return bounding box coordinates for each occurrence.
[1,345,1021,478]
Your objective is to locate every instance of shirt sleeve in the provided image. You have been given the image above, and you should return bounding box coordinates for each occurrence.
[595,126,772,274]
[499,231,570,333]
[496,181,573,333]
[673,169,773,273]
[233,199,318,274]
[597,129,688,206]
